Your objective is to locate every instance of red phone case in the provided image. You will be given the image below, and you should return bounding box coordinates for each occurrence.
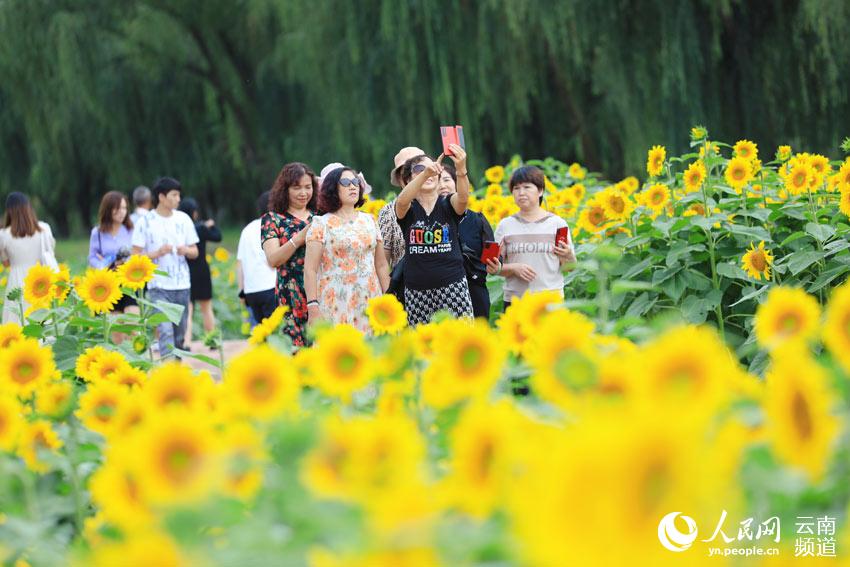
[441,126,459,156]
[556,227,570,246]
[480,241,500,263]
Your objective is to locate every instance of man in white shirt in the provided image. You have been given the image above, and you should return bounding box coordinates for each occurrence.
[132,177,199,358]
[130,185,152,226]
[236,191,277,326]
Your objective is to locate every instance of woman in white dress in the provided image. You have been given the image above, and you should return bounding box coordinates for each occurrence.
[0,192,57,324]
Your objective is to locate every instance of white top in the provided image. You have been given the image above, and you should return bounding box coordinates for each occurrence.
[237,218,276,294]
[130,208,150,226]
[494,213,571,301]
[0,222,56,323]
[131,209,199,290]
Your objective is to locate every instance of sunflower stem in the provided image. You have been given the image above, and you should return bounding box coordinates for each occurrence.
[66,417,87,534]
[102,312,110,345]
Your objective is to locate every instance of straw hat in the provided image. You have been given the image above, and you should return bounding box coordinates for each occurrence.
[390,146,425,187]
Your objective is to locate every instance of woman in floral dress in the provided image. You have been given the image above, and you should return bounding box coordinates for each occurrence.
[304,167,390,333]
[261,162,318,347]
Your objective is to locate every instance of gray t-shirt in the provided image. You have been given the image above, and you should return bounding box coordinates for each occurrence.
[494,213,571,301]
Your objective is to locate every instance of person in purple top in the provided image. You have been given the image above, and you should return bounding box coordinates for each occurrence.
[88,190,138,313]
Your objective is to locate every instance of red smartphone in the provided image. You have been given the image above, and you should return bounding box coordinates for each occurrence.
[441,126,459,156]
[556,226,570,247]
[455,125,465,149]
[480,241,500,263]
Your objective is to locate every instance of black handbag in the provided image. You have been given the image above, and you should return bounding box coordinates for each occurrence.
[387,256,406,306]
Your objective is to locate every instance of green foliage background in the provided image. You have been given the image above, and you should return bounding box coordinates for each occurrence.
[1,0,848,234]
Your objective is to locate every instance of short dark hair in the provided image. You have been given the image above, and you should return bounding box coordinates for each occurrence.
[268,162,318,214]
[98,191,133,233]
[152,177,181,206]
[319,167,365,213]
[178,197,200,219]
[509,165,545,204]
[399,154,430,187]
[257,191,271,216]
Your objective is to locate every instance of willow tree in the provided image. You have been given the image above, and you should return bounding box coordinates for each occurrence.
[0,0,848,233]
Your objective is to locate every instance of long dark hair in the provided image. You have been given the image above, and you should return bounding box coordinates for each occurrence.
[178,197,200,220]
[3,192,41,238]
[98,191,133,233]
[268,162,318,214]
[318,167,365,213]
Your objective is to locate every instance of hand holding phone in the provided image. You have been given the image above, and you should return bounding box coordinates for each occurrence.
[480,240,500,264]
[440,125,466,156]
[555,226,570,247]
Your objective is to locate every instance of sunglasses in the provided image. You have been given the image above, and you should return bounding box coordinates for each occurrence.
[411,164,427,175]
[339,177,361,187]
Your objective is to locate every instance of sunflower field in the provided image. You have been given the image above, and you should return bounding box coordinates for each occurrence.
[2,128,850,565]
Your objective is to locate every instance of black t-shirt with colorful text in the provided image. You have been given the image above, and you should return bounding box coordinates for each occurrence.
[397,195,466,290]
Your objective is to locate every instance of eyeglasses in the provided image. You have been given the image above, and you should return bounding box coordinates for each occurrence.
[339,177,361,187]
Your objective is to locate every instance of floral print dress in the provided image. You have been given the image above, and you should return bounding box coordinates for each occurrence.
[260,211,313,346]
[306,212,383,333]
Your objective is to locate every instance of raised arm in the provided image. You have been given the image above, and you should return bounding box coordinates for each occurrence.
[395,155,444,220]
[447,144,469,215]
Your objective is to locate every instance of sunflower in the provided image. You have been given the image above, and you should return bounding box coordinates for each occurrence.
[77,268,123,314]
[808,154,831,178]
[75,345,107,381]
[144,362,211,412]
[635,326,743,426]
[485,165,505,184]
[35,381,74,419]
[421,320,505,409]
[690,125,707,140]
[87,530,186,567]
[0,322,22,349]
[763,347,838,481]
[823,282,850,373]
[682,160,707,193]
[247,305,288,345]
[76,381,127,436]
[17,420,63,473]
[646,145,666,177]
[365,294,407,335]
[577,200,609,235]
[444,401,519,518]
[0,338,56,397]
[741,241,773,281]
[568,163,585,180]
[89,449,154,530]
[733,139,758,161]
[724,156,753,192]
[221,422,268,500]
[22,263,56,311]
[54,263,71,303]
[776,145,792,162]
[214,247,230,262]
[599,187,633,221]
[485,183,503,198]
[642,184,670,216]
[784,163,813,196]
[116,254,156,290]
[837,160,850,193]
[130,411,222,505]
[568,183,586,202]
[89,350,130,384]
[525,310,597,410]
[0,395,23,451]
[224,345,298,420]
[111,365,147,389]
[311,325,375,401]
[754,287,821,350]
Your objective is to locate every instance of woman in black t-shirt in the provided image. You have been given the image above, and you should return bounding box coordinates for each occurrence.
[394,145,473,325]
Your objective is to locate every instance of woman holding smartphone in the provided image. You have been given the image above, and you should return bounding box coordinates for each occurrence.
[394,144,473,325]
[438,162,494,319]
[261,162,318,347]
[486,165,576,309]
